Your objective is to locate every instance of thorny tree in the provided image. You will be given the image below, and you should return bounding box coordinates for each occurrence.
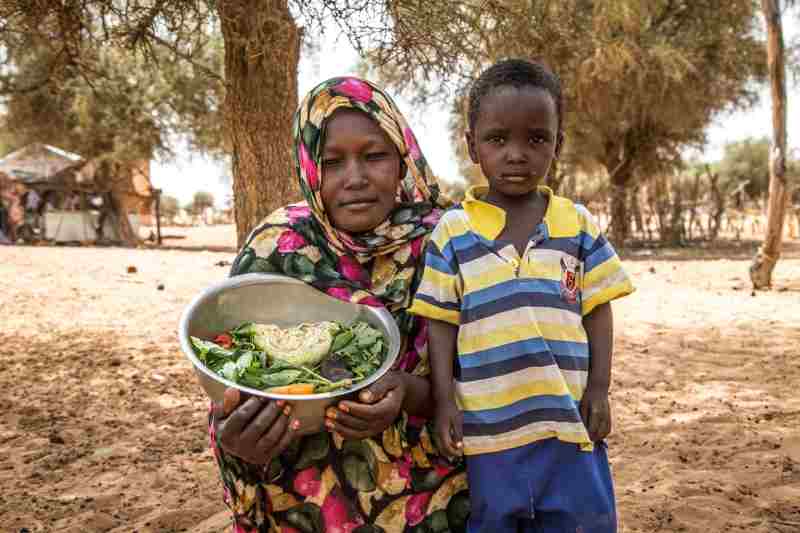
[0,1,464,246]
[369,0,766,246]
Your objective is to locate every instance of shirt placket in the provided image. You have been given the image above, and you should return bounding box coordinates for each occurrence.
[497,245,521,276]
[520,224,548,275]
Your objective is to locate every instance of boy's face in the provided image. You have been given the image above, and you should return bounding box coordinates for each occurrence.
[467,86,560,198]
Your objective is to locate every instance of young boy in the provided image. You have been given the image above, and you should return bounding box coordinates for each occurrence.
[408,59,634,533]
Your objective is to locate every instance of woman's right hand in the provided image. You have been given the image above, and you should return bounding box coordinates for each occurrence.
[214,388,299,465]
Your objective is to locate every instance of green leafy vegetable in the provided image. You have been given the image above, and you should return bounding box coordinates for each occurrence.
[191,321,387,394]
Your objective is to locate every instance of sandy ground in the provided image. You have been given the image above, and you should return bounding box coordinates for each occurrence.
[156,225,238,252]
[2,232,800,533]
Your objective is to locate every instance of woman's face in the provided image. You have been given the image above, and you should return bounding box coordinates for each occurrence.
[320,109,402,233]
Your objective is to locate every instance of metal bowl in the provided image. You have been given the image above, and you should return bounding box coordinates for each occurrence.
[178,273,401,436]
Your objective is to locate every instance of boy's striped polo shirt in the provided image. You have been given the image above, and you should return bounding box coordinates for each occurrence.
[409,186,634,455]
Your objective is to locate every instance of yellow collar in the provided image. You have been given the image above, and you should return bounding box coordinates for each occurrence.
[462,185,579,240]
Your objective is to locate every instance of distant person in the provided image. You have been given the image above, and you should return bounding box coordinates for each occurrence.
[410,59,635,533]
[208,77,468,532]
[64,193,81,211]
[24,188,40,212]
[0,203,10,244]
[0,174,23,242]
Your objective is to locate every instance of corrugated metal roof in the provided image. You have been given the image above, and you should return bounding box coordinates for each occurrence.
[0,143,85,183]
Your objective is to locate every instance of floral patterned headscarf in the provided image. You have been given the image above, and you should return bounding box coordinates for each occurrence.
[294,76,447,260]
[231,77,449,333]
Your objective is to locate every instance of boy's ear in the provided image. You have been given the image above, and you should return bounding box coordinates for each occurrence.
[466,130,479,164]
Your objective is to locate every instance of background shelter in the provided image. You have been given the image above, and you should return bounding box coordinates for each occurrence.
[0,143,161,245]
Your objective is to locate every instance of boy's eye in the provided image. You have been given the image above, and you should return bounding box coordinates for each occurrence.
[487,136,505,145]
[530,136,546,145]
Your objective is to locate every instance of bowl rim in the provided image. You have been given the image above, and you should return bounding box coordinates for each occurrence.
[178,272,401,401]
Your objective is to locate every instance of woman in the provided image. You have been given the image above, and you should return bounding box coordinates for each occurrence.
[211,77,469,533]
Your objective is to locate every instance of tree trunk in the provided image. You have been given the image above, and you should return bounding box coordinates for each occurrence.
[219,1,302,248]
[708,169,725,241]
[631,184,644,238]
[666,178,685,246]
[608,163,634,246]
[750,0,788,289]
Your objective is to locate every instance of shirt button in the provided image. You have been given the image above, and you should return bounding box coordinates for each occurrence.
[509,258,519,269]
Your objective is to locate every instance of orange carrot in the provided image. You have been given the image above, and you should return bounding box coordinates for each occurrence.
[267,383,316,395]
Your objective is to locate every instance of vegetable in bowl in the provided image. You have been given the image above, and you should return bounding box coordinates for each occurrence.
[190,320,386,395]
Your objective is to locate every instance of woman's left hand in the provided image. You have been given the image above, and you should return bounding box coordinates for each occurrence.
[325,370,407,440]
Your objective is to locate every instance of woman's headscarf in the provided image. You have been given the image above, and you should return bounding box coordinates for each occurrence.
[231,76,450,339]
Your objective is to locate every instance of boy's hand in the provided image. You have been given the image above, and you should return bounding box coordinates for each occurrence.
[435,400,463,458]
[579,384,611,442]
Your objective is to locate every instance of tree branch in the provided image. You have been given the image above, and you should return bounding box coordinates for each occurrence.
[144,30,224,83]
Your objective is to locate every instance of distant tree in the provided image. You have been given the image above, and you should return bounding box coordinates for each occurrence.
[192,191,215,214]
[0,1,472,246]
[160,195,180,221]
[718,138,772,201]
[0,26,224,163]
[371,0,766,245]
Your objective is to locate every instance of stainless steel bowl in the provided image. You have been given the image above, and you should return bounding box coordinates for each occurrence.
[178,273,401,436]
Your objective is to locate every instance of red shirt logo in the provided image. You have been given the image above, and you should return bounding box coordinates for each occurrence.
[560,256,580,304]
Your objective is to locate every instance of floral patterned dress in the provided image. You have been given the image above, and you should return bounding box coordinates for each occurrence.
[208,77,468,533]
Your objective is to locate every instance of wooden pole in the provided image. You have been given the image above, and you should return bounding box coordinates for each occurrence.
[154,188,162,245]
[749,0,789,289]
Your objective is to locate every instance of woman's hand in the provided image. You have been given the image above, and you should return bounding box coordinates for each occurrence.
[324,370,407,440]
[214,388,299,464]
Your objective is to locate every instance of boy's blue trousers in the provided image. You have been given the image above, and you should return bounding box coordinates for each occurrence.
[466,438,617,533]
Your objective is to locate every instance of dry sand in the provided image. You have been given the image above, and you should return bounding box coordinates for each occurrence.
[1,229,799,532]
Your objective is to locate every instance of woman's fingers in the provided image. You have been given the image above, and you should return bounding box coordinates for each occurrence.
[256,406,294,457]
[223,388,241,416]
[268,417,298,458]
[219,396,266,441]
[358,372,400,404]
[326,395,397,439]
[340,390,399,419]
[326,419,362,440]
[327,408,372,432]
[218,396,298,464]
[239,399,286,445]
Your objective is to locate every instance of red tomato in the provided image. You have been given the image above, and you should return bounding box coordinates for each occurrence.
[213,333,233,348]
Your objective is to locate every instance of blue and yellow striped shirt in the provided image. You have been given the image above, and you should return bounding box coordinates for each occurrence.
[408,186,635,455]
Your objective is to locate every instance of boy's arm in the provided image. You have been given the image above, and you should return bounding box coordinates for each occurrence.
[399,373,436,418]
[581,302,613,442]
[428,318,463,457]
[429,319,459,405]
